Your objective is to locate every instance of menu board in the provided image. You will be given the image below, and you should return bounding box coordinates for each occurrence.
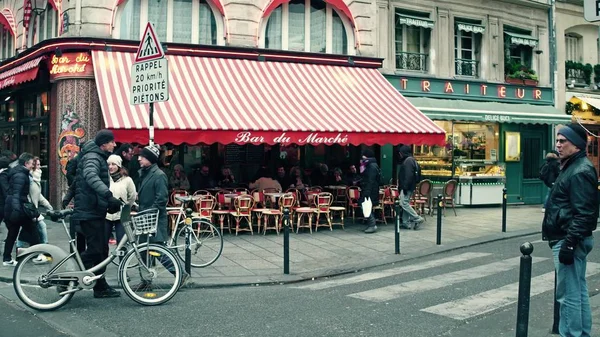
[246,144,264,163]
[225,144,245,164]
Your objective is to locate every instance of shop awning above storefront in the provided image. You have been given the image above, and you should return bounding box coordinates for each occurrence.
[408,97,570,124]
[92,51,445,146]
[0,56,44,90]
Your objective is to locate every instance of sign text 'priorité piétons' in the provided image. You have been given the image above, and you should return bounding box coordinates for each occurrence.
[130,58,169,105]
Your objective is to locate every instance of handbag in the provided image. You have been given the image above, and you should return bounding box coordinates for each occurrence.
[23,192,40,220]
[361,197,372,218]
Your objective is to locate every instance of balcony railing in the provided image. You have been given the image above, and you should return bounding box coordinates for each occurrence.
[566,68,588,85]
[455,58,479,77]
[395,52,428,72]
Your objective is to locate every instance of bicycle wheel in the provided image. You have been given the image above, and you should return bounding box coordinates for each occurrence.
[174,219,223,268]
[110,242,139,268]
[13,252,77,311]
[118,244,181,306]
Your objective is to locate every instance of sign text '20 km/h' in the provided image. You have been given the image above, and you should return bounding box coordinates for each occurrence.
[130,58,169,105]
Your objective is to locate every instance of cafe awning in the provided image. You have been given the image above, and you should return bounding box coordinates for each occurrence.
[0,56,45,90]
[92,51,445,146]
[408,97,570,124]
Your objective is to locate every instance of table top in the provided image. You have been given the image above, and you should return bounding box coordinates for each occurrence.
[325,185,347,190]
[175,195,201,202]
[264,192,286,197]
[224,193,241,198]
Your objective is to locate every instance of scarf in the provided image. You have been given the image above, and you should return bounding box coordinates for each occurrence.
[110,170,122,182]
[31,169,42,185]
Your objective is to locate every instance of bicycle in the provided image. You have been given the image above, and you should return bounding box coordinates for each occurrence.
[12,205,183,311]
[166,195,223,268]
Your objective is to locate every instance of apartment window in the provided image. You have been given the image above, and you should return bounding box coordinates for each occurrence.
[117,0,220,45]
[394,9,432,72]
[263,0,351,54]
[504,29,537,68]
[35,7,58,43]
[565,34,581,62]
[0,28,13,60]
[454,21,483,77]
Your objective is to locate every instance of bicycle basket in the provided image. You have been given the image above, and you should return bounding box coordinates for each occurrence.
[130,208,160,235]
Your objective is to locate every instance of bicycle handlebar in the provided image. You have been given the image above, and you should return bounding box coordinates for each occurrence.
[46,209,74,221]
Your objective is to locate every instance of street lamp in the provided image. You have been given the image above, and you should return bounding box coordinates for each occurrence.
[31,0,48,16]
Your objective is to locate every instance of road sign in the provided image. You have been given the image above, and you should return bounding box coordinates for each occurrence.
[130,58,169,105]
[584,0,600,22]
[135,22,165,63]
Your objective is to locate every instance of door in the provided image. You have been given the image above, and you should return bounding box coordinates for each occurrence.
[521,130,545,204]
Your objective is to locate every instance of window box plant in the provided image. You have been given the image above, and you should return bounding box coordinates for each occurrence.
[504,61,538,86]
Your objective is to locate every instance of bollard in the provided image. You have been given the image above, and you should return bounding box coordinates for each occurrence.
[552,271,559,334]
[184,208,193,275]
[516,242,534,337]
[436,194,443,245]
[502,188,507,233]
[283,207,290,275]
[394,198,400,254]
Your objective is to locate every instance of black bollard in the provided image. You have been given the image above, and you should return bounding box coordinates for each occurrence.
[502,188,507,233]
[184,208,193,275]
[394,198,400,254]
[283,207,290,275]
[436,194,443,245]
[516,242,534,337]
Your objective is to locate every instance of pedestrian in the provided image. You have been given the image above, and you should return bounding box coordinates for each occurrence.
[115,143,134,170]
[1,150,18,168]
[539,149,560,213]
[360,148,380,234]
[106,154,136,247]
[543,123,598,337]
[397,145,425,229]
[0,157,11,228]
[2,153,38,266]
[71,129,121,298]
[134,144,188,290]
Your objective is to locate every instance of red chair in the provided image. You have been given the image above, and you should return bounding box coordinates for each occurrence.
[347,186,361,223]
[442,180,458,216]
[413,180,433,217]
[231,195,255,235]
[313,192,333,232]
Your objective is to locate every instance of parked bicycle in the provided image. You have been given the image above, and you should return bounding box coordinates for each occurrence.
[166,195,223,268]
[12,204,183,311]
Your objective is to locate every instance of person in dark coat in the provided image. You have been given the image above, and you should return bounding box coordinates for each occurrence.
[0,156,11,226]
[360,149,380,234]
[543,124,598,336]
[540,150,560,211]
[397,145,425,229]
[65,154,79,187]
[71,129,121,298]
[2,153,37,266]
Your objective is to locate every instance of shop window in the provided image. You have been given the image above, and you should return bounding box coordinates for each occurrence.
[0,99,17,122]
[116,0,220,45]
[504,27,537,79]
[19,122,49,165]
[0,127,16,154]
[0,27,14,60]
[35,7,58,43]
[565,33,581,63]
[454,19,483,77]
[263,0,352,55]
[22,93,49,119]
[413,121,454,179]
[394,9,432,72]
[452,123,500,176]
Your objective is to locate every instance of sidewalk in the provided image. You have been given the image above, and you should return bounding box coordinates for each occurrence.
[0,205,544,287]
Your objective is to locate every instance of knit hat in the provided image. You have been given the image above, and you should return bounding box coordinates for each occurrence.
[107,154,122,168]
[94,129,115,146]
[362,148,375,158]
[140,144,160,164]
[557,123,588,150]
[0,157,10,169]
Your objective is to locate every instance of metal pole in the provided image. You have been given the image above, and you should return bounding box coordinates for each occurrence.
[149,102,155,146]
[283,207,290,275]
[516,242,534,337]
[552,270,560,334]
[436,194,443,245]
[394,198,400,254]
[502,187,507,233]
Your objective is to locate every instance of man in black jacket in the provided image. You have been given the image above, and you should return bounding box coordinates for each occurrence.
[397,145,424,229]
[361,149,380,234]
[0,157,11,227]
[72,129,121,298]
[543,123,598,336]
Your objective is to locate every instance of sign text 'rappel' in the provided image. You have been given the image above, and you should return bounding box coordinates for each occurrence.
[130,58,169,105]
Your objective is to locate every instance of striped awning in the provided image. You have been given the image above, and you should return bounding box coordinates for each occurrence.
[0,56,44,90]
[92,51,445,146]
[0,8,16,36]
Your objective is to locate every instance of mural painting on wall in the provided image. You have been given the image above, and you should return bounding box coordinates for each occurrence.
[57,104,85,175]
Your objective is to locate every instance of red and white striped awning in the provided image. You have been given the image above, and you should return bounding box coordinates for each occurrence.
[0,56,44,90]
[92,50,445,146]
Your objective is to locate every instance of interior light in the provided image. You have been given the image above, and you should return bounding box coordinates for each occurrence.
[4,96,10,101]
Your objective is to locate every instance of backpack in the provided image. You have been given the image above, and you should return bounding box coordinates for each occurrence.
[409,157,422,184]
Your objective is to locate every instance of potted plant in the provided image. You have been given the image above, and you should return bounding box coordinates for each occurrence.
[505,62,538,86]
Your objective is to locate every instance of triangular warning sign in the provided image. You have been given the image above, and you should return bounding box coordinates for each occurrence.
[135,22,165,63]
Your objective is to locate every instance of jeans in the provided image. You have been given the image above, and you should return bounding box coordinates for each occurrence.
[544,190,550,209]
[400,190,420,224]
[105,220,125,244]
[552,236,594,337]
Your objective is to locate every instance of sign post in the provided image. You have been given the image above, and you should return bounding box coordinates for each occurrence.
[584,0,600,22]
[130,22,169,146]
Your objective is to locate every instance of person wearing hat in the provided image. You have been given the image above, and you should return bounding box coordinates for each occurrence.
[134,144,189,290]
[539,149,560,212]
[360,148,380,234]
[543,123,598,336]
[71,129,122,298]
[105,154,137,246]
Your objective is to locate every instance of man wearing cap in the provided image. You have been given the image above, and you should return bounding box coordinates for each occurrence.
[72,129,122,298]
[360,148,380,234]
[543,123,598,336]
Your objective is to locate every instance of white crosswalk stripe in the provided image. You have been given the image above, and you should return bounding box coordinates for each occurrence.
[347,256,548,302]
[294,252,491,291]
[421,262,600,320]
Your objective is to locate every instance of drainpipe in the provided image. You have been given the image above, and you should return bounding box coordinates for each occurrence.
[549,0,558,148]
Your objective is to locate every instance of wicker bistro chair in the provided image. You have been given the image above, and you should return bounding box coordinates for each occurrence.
[412,179,433,217]
[262,193,296,235]
[250,189,269,233]
[192,190,211,197]
[442,179,458,216]
[313,192,334,232]
[373,190,387,225]
[167,189,189,233]
[230,195,255,235]
[193,194,216,220]
[382,187,400,219]
[347,186,361,223]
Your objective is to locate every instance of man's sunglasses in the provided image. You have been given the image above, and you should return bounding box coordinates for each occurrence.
[556,139,568,144]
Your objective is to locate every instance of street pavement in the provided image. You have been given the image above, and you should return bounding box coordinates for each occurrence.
[0,204,544,287]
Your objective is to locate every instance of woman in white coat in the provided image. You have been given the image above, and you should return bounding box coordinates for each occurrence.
[105,155,137,245]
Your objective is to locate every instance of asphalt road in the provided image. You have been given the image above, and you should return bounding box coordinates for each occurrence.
[1,234,599,337]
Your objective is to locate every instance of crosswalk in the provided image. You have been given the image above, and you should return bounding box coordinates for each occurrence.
[292,251,600,321]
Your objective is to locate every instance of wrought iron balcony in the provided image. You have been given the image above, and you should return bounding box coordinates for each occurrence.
[395,52,428,72]
[566,68,588,85]
[455,59,479,77]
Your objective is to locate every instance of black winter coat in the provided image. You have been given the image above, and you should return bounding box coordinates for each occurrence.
[397,145,418,194]
[71,141,112,221]
[360,157,380,206]
[542,151,598,244]
[138,164,169,242]
[65,156,79,187]
[0,168,10,218]
[4,165,32,223]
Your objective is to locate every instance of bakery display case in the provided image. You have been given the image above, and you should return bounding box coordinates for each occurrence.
[455,160,505,205]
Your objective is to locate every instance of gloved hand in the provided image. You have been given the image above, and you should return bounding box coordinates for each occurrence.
[559,242,575,265]
[107,196,121,214]
[62,198,70,209]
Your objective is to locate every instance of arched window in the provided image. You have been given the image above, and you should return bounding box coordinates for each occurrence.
[116,0,220,45]
[35,7,59,44]
[0,27,13,60]
[262,0,352,55]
